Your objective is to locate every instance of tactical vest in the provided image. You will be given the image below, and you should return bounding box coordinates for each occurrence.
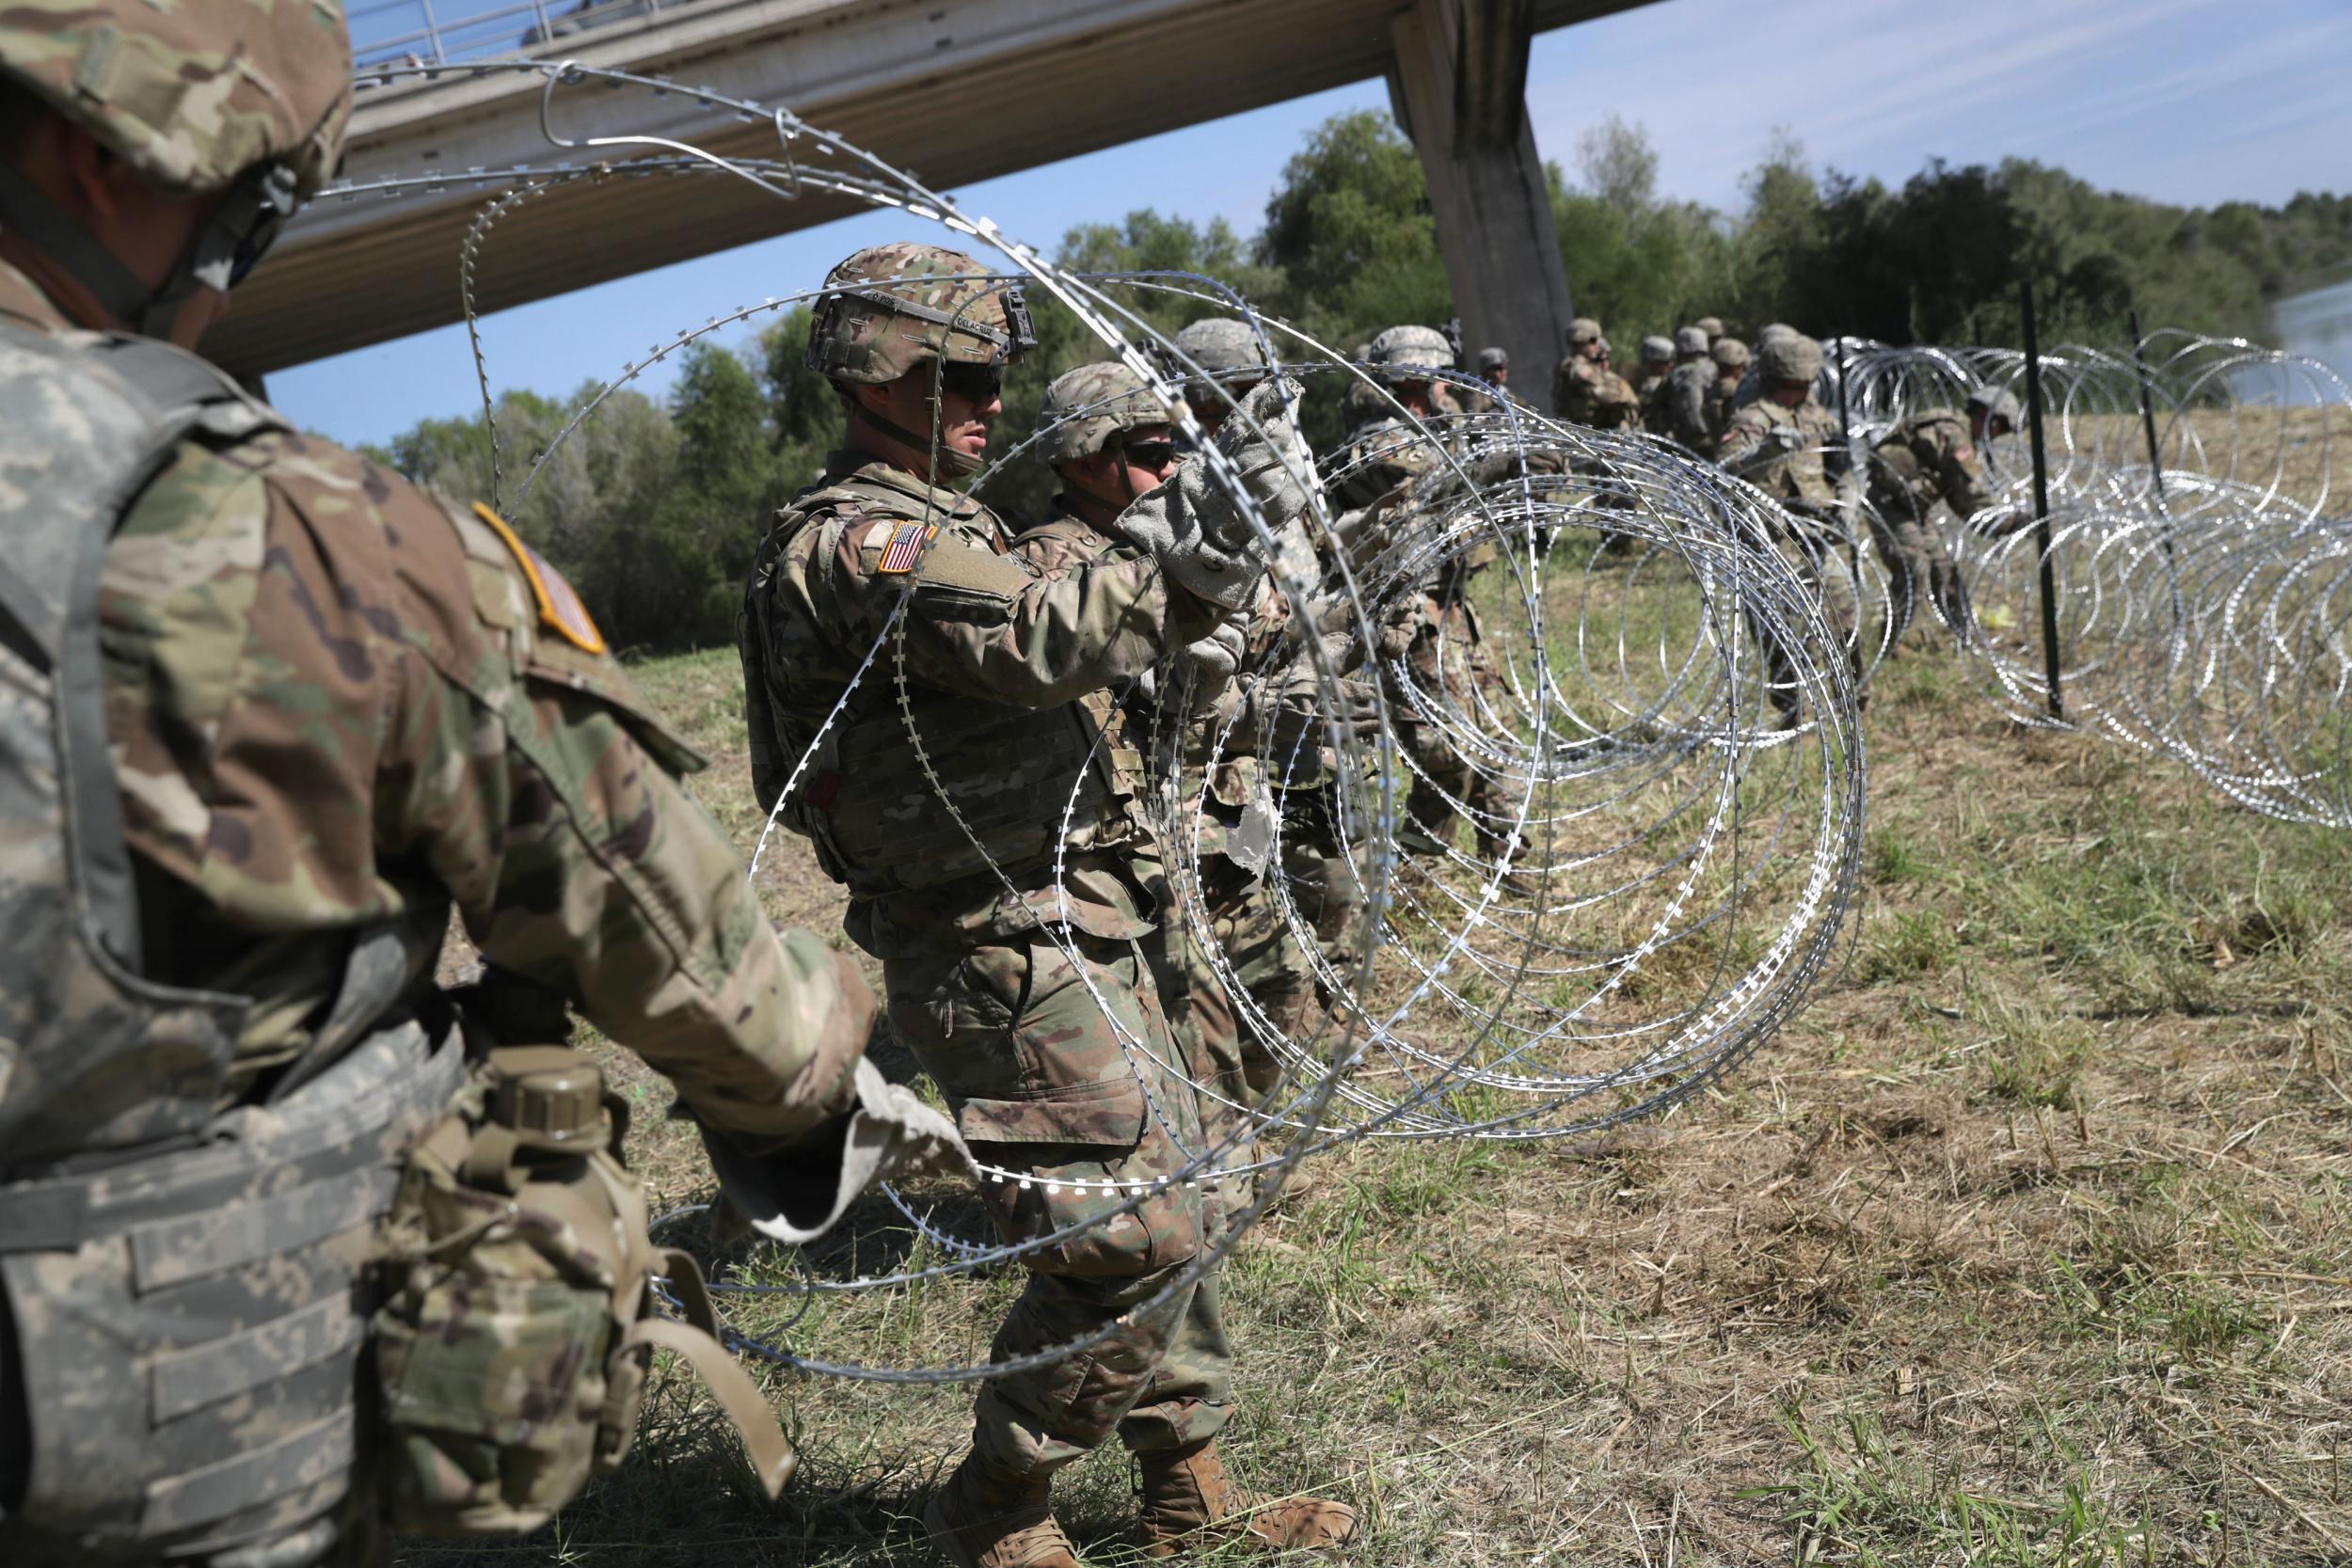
[752,488,1136,898]
[0,323,466,1564]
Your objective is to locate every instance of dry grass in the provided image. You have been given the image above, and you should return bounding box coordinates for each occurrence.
[402,638,2352,1568]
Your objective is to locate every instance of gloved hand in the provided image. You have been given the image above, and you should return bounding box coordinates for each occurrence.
[1113,375,1319,608]
[699,1057,977,1246]
[1170,610,1248,708]
[1240,638,1382,755]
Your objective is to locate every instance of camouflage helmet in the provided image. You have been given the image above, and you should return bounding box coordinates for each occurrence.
[1639,335,1674,366]
[1675,326,1709,357]
[1966,385,2024,426]
[1711,336,1751,371]
[1695,316,1724,339]
[1171,317,1271,377]
[1756,322,1798,347]
[0,0,353,198]
[1037,360,1168,465]
[1366,324,1455,375]
[805,242,1037,386]
[1476,345,1508,372]
[1757,333,1823,385]
[1565,316,1604,348]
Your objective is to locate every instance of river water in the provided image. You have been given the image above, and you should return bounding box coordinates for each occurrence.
[2268,277,2352,398]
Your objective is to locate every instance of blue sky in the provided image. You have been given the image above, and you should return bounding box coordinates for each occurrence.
[274,0,2352,447]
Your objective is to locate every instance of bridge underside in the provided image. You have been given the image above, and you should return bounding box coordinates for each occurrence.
[214,0,1650,378]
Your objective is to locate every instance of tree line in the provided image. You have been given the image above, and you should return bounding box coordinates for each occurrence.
[368,112,2349,653]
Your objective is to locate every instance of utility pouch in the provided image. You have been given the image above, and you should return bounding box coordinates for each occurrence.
[373,1046,794,1535]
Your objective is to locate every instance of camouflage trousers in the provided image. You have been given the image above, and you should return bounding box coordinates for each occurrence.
[1387,596,1506,853]
[1864,496,1973,645]
[1752,522,1866,722]
[1177,798,1364,1122]
[882,918,1231,1477]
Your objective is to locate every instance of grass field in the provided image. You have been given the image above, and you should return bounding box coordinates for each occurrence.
[405,607,2350,1567]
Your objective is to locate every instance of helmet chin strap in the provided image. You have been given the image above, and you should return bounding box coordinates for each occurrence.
[0,160,292,339]
[850,381,983,478]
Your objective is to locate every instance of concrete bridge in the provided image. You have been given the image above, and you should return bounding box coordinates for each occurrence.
[215,0,1661,387]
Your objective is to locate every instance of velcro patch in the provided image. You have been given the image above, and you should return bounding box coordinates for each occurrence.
[472,502,607,654]
[876,520,935,575]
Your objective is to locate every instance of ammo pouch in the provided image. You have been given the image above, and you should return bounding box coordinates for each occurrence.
[0,1018,462,1567]
[373,1045,793,1534]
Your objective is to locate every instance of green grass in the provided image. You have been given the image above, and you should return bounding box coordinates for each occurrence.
[400,633,2352,1568]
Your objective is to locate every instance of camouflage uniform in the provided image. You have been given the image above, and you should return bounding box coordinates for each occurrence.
[1455,346,1508,416]
[1704,337,1751,452]
[0,5,876,1560]
[739,436,1244,1477]
[0,262,870,1563]
[1553,356,1642,432]
[1718,336,1860,721]
[1866,406,1999,642]
[1722,338,1863,723]
[1657,358,1716,452]
[1629,337,1674,423]
[1331,408,1505,856]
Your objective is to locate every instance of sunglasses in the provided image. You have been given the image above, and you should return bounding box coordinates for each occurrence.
[1121,439,1178,470]
[938,360,1005,404]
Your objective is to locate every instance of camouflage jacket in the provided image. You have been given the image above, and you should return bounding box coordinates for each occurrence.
[1630,368,1670,422]
[0,260,866,1148]
[1327,408,1454,515]
[1657,360,1715,452]
[1552,356,1641,431]
[1703,373,1743,449]
[1719,397,1844,506]
[1012,505,1315,854]
[1871,408,1996,523]
[740,450,1216,953]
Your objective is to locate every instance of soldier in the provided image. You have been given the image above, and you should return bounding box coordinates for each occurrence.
[0,3,950,1564]
[1477,344,1511,396]
[1653,326,1714,449]
[1331,327,1512,862]
[1339,339,1387,437]
[1017,362,1362,1205]
[1864,387,2021,644]
[738,252,1354,1568]
[1705,336,1751,451]
[1169,316,1270,442]
[1717,334,1859,723]
[1695,315,1724,348]
[1735,323,1800,413]
[1456,345,1510,415]
[1553,319,1643,432]
[1630,334,1676,417]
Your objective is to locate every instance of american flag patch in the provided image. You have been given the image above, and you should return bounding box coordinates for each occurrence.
[876,521,934,575]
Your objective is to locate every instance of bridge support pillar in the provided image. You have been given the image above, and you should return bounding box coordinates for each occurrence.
[1389,0,1574,403]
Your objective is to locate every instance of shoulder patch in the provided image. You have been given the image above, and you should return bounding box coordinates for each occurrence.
[876,520,936,575]
[472,501,606,655]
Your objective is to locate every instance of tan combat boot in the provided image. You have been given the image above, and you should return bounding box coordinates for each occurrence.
[923,1453,1086,1568]
[1135,1439,1359,1559]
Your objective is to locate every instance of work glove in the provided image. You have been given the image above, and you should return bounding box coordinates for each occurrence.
[1171,610,1248,705]
[700,1057,978,1246]
[1239,637,1382,756]
[1114,375,1319,608]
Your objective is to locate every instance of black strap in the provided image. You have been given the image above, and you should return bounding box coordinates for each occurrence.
[0,321,278,974]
